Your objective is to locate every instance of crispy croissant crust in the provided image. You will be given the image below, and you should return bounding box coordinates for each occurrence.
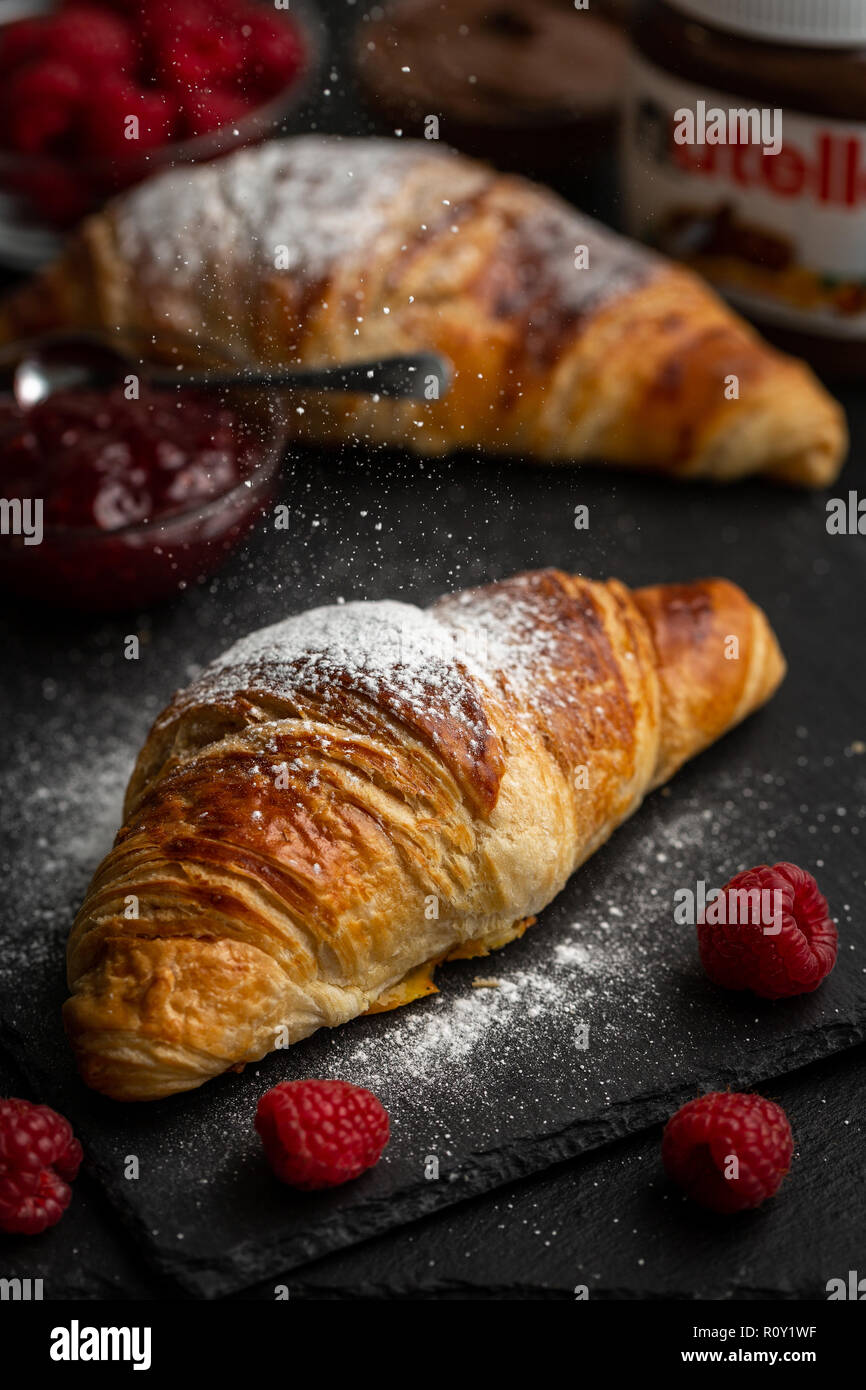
[0,137,845,486]
[64,569,785,1101]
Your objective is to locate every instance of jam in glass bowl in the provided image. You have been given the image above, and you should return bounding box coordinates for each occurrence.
[0,366,284,609]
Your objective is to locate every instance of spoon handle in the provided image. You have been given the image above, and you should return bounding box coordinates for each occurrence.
[148,353,452,401]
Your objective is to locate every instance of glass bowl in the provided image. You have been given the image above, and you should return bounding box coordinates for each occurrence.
[0,337,287,609]
[0,0,326,269]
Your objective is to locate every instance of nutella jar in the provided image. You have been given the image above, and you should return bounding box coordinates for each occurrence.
[622,0,866,375]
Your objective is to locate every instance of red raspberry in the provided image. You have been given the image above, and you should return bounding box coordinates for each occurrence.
[662,1092,793,1214]
[255,1080,389,1190]
[0,1098,82,1235]
[79,80,179,158]
[40,8,137,76]
[3,60,83,154]
[0,1098,82,1179]
[240,11,305,95]
[139,1,223,69]
[0,1167,72,1236]
[159,29,245,90]
[141,0,213,32]
[697,862,837,999]
[0,18,48,72]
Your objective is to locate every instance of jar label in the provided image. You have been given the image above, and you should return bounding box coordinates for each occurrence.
[622,54,866,338]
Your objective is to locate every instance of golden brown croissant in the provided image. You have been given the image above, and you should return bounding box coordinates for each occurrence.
[0,137,846,486]
[64,568,785,1101]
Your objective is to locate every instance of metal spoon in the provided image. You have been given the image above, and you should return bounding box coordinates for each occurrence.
[6,332,452,408]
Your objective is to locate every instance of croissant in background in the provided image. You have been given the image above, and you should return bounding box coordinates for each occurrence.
[0,137,846,486]
[64,569,785,1101]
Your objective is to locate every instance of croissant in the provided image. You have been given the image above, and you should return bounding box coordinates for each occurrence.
[64,568,785,1101]
[0,136,846,486]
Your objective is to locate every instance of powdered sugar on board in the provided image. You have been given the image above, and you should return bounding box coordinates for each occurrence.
[256,769,861,1147]
[2,679,864,1292]
[0,695,142,991]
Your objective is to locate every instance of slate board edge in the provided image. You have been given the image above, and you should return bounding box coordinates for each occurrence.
[284,1281,815,1302]
[4,1016,862,1299]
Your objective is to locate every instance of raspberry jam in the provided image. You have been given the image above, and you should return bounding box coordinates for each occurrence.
[0,385,277,609]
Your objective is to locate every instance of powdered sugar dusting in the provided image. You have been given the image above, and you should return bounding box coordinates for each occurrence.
[112,133,658,338]
[172,597,492,741]
[115,136,445,290]
[175,577,599,736]
[262,762,861,1142]
[505,195,660,319]
[438,582,578,702]
[0,720,135,989]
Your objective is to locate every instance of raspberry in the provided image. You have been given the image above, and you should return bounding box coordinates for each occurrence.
[240,11,305,95]
[0,18,47,73]
[40,8,137,76]
[0,1167,72,1236]
[0,1099,82,1235]
[139,0,222,68]
[3,60,83,155]
[141,0,213,32]
[255,1080,389,1190]
[697,862,837,999]
[159,29,245,90]
[662,1092,793,1214]
[79,80,179,158]
[0,1098,82,1178]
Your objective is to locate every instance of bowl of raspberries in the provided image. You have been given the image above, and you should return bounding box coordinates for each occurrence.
[0,0,319,258]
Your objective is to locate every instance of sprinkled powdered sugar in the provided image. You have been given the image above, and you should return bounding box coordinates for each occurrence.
[171,599,497,762]
[2,674,861,1162]
[112,135,659,324]
[435,582,595,701]
[0,726,136,988]
[192,598,468,703]
[3,599,860,1153]
[271,773,858,1127]
[114,137,449,290]
[173,583,592,735]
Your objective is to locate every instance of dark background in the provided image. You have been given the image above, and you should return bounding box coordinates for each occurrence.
[0,0,864,1300]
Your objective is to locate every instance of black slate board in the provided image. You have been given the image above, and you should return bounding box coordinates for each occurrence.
[1,435,865,1297]
[3,1036,864,1303]
[266,1041,866,1301]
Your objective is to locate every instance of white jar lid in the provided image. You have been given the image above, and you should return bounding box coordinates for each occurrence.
[665,0,866,46]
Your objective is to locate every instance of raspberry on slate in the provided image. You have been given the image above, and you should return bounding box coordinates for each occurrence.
[662,1092,793,1214]
[0,1167,72,1236]
[255,1080,390,1190]
[0,1098,83,1235]
[697,861,837,999]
